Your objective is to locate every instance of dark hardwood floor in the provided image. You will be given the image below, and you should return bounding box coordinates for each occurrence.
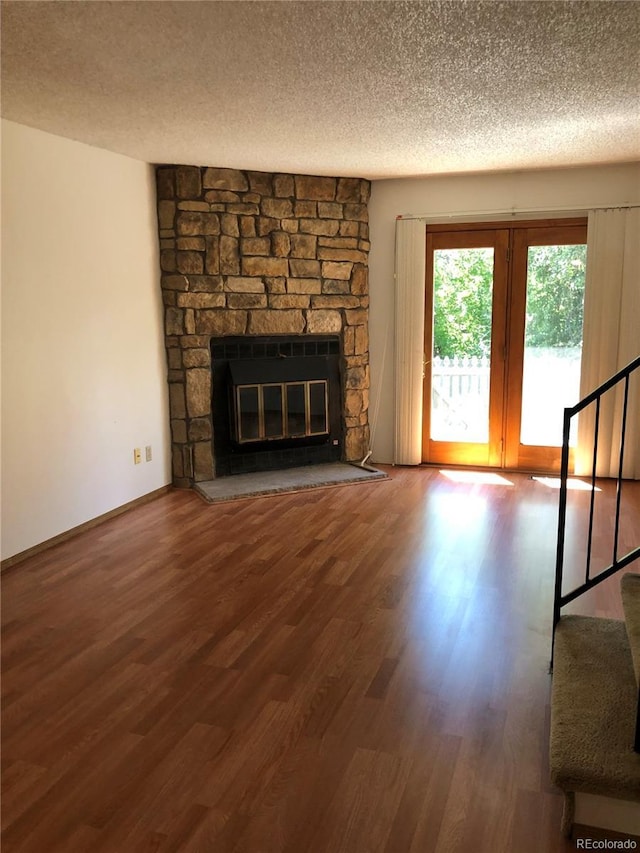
[2,466,639,852]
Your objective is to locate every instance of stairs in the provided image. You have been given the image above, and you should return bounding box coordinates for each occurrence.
[550,573,640,837]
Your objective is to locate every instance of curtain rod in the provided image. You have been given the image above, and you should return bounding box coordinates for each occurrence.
[397,203,640,221]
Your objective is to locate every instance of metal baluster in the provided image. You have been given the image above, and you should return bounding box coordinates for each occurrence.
[552,406,573,667]
[613,374,630,567]
[585,396,601,584]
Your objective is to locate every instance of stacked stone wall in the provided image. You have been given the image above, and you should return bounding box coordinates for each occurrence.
[156,166,371,485]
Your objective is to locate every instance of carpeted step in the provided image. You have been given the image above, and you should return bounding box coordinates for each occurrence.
[550,615,640,807]
[622,573,640,687]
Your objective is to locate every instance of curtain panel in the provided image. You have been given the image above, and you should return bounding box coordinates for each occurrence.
[394,218,426,465]
[576,208,640,479]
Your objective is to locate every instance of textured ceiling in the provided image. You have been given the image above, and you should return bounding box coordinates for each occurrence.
[2,1,639,178]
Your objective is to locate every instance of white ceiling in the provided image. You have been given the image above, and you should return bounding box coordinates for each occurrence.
[2,1,639,179]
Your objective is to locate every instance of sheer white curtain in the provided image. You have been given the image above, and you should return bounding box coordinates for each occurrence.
[394,218,426,464]
[576,208,640,479]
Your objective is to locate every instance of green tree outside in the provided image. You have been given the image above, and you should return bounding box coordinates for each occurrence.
[433,248,493,359]
[525,244,587,347]
[432,245,587,358]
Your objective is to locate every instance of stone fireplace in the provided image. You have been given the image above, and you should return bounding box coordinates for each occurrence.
[155,166,370,487]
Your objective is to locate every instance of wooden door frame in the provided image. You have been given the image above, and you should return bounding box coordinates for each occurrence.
[423,228,509,467]
[423,218,587,471]
[503,223,587,471]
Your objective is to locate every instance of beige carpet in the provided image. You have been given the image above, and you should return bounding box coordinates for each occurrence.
[194,462,388,504]
[550,614,640,802]
[622,573,640,685]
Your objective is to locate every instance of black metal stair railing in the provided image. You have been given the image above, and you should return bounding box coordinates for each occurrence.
[551,354,640,752]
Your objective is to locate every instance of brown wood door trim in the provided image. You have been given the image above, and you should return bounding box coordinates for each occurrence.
[504,223,588,472]
[503,228,528,469]
[423,220,587,473]
[422,232,435,459]
[423,229,509,466]
[488,229,509,467]
[426,217,587,233]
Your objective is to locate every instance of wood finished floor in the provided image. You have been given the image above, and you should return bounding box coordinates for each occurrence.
[2,467,639,852]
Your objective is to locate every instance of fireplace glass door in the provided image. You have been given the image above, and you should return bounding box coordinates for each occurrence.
[235,380,328,444]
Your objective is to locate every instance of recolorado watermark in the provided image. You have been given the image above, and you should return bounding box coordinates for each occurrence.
[575,841,637,850]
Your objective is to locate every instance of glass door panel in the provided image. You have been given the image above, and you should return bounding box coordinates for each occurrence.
[423,229,508,468]
[237,386,260,442]
[286,384,306,436]
[520,244,587,447]
[431,248,494,443]
[504,223,587,471]
[263,384,284,438]
[308,381,328,435]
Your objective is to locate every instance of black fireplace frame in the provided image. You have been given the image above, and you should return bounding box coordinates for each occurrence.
[210,335,343,477]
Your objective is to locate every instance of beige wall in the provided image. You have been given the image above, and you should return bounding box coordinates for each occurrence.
[368,163,640,463]
[1,120,170,560]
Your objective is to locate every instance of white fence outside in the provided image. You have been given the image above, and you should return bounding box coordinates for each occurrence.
[430,348,581,446]
[432,355,490,397]
[431,355,490,441]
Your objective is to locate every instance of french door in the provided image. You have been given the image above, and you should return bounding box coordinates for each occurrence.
[422,219,587,471]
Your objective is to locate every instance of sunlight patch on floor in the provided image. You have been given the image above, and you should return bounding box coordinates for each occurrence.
[533,476,601,492]
[439,470,514,486]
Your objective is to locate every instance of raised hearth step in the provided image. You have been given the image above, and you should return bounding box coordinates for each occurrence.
[194,462,387,504]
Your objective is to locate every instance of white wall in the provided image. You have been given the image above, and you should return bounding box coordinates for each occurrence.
[1,120,171,560]
[368,163,640,463]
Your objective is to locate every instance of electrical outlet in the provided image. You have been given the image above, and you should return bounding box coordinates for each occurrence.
[133,448,142,465]
[145,445,152,462]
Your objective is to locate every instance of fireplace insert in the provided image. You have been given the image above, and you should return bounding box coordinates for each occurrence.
[211,335,342,476]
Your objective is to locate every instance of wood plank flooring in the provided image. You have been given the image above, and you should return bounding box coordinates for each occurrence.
[2,467,639,852]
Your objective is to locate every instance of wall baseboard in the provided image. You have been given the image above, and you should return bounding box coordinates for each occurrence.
[1,486,172,572]
[574,792,640,837]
